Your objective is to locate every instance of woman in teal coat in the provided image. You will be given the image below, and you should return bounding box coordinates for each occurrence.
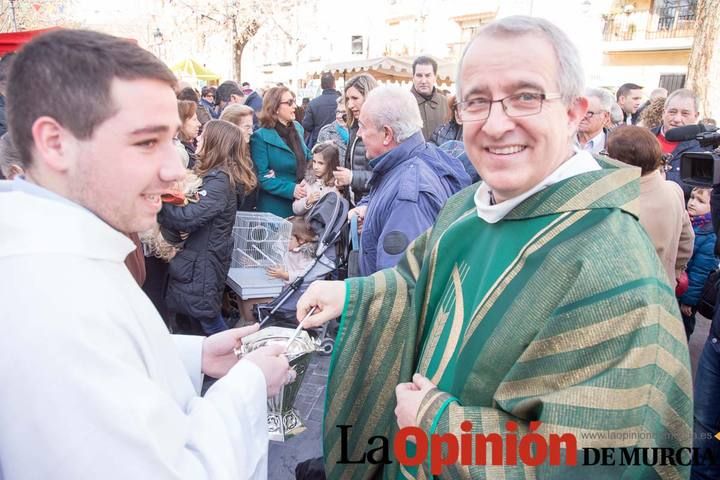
[250,86,311,217]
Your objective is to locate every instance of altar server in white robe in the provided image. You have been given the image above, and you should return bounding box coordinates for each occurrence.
[0,29,291,480]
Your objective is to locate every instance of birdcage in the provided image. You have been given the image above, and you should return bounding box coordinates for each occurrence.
[227,212,291,302]
[232,212,292,269]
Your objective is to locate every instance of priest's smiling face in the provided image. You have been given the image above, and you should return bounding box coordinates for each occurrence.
[459,33,586,203]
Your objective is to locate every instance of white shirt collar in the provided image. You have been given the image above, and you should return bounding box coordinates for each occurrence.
[474,150,602,223]
[579,130,606,155]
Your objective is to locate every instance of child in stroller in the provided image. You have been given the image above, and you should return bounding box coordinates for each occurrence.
[267,217,318,298]
[255,193,348,354]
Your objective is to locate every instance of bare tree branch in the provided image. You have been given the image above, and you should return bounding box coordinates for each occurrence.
[687,0,719,117]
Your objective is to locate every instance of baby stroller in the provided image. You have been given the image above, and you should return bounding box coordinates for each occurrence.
[255,191,350,355]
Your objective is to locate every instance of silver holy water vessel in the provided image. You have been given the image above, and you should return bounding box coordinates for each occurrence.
[239,326,317,441]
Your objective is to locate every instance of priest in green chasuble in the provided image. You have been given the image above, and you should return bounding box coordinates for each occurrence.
[297,16,692,480]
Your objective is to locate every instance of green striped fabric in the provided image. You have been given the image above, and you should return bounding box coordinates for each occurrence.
[323,157,692,479]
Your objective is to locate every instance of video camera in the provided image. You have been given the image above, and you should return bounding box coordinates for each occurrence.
[677,124,720,187]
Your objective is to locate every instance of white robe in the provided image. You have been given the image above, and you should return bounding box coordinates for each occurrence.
[0,185,269,479]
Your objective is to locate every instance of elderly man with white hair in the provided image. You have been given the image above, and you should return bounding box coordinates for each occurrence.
[576,87,614,154]
[349,85,470,276]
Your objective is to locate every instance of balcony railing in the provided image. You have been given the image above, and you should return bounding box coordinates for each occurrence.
[602,6,696,42]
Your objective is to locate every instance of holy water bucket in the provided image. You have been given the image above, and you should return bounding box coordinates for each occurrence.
[239,326,317,442]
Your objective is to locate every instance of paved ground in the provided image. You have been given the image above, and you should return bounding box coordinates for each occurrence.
[690,314,711,377]
[268,353,330,479]
[265,315,712,479]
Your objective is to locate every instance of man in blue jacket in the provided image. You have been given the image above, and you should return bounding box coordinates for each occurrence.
[350,85,471,276]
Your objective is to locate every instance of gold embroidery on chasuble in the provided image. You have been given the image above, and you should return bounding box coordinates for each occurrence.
[418,208,475,335]
[417,263,468,383]
[460,211,587,351]
[326,273,406,464]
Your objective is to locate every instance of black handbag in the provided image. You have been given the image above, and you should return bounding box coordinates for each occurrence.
[295,457,326,479]
[697,268,720,319]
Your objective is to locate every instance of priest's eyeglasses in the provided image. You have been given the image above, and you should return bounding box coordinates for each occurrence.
[456,92,563,123]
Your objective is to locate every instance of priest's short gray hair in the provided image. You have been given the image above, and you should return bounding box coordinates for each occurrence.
[361,85,423,143]
[456,15,584,105]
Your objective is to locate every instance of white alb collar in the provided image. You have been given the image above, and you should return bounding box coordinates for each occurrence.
[474,150,601,223]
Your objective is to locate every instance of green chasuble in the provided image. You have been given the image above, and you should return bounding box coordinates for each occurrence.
[323,157,692,479]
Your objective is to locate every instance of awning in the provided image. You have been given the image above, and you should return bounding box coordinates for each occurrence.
[316,56,455,86]
[171,58,221,82]
[0,28,59,55]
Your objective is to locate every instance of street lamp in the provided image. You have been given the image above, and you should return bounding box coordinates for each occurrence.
[152,28,163,59]
[153,28,163,45]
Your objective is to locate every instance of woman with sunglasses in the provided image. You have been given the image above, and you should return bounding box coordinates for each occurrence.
[250,86,311,217]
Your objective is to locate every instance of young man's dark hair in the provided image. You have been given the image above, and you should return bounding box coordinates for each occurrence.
[201,85,215,98]
[6,29,176,168]
[616,82,643,101]
[241,81,250,87]
[412,55,438,75]
[214,80,244,106]
[320,72,335,90]
[176,86,199,102]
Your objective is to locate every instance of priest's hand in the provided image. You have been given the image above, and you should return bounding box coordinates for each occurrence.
[296,280,345,328]
[395,374,436,431]
[201,324,260,379]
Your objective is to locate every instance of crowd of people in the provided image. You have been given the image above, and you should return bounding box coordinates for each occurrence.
[0,14,719,480]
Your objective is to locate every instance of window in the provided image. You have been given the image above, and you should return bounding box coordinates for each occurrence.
[461,24,479,42]
[351,35,363,55]
[659,73,686,93]
[655,0,698,30]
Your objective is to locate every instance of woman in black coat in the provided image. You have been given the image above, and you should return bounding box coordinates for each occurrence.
[333,73,377,204]
[158,120,257,335]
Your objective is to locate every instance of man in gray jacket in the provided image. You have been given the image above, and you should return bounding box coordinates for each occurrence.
[410,55,449,141]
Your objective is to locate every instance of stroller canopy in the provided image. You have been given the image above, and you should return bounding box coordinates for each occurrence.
[306,191,349,249]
